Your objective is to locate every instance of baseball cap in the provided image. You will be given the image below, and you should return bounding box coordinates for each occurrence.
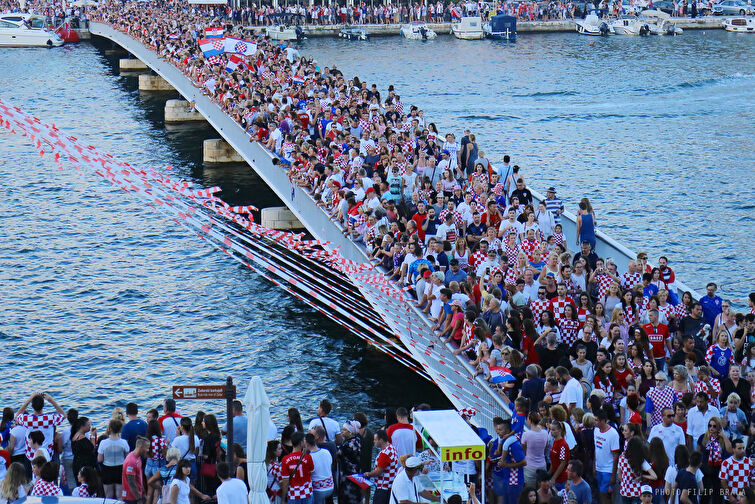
[423,270,432,279]
[640,486,652,495]
[547,186,556,193]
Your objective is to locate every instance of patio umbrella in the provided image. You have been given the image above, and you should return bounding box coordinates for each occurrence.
[243,376,271,504]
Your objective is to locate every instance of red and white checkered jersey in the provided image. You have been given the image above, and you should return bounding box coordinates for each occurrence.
[548,296,576,322]
[622,272,642,290]
[72,484,91,498]
[15,412,64,460]
[718,456,755,498]
[559,318,581,346]
[674,303,690,320]
[596,274,614,300]
[617,454,644,497]
[646,386,677,426]
[31,480,63,497]
[150,435,168,461]
[439,209,465,231]
[469,250,487,270]
[658,303,675,323]
[279,451,315,500]
[529,299,550,326]
[374,443,400,490]
[504,242,519,266]
[519,239,539,262]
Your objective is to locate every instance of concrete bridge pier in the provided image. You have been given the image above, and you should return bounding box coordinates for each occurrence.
[138,74,174,91]
[203,139,244,163]
[119,57,148,71]
[164,99,205,123]
[261,207,304,230]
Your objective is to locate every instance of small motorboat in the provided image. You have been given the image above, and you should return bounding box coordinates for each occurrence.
[722,17,755,31]
[265,13,306,41]
[451,16,484,39]
[339,27,369,40]
[642,10,683,34]
[575,13,614,35]
[400,22,437,40]
[483,14,517,40]
[611,16,651,35]
[0,13,64,47]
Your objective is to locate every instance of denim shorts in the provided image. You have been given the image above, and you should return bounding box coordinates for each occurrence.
[145,458,165,478]
[596,471,612,493]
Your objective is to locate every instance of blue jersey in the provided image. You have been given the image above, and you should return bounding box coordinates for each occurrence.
[707,345,734,378]
[502,437,525,486]
[699,295,723,326]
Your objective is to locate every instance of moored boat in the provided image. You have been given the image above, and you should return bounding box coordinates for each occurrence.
[722,16,755,31]
[642,9,683,34]
[611,16,652,35]
[339,27,369,40]
[0,13,64,47]
[400,21,437,40]
[483,14,517,40]
[575,13,614,35]
[451,16,484,39]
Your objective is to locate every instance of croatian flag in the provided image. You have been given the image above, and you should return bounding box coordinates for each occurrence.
[168,33,179,40]
[224,36,257,56]
[346,474,375,490]
[225,54,248,73]
[198,38,225,57]
[489,366,515,384]
[292,75,305,85]
[205,27,224,38]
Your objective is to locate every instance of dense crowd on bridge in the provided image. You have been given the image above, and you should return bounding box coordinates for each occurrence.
[1,1,754,504]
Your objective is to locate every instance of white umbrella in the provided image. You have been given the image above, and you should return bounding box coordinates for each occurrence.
[244,376,271,504]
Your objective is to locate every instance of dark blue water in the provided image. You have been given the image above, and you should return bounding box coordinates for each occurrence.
[0,42,446,427]
[305,31,755,305]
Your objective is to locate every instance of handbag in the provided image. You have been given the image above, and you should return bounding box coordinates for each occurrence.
[199,441,222,478]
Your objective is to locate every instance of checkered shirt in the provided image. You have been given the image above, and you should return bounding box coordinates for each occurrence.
[504,265,520,286]
[470,172,488,188]
[72,484,91,498]
[596,274,614,300]
[504,242,519,266]
[618,454,643,497]
[674,303,690,320]
[374,443,400,490]
[552,232,565,246]
[31,480,63,497]
[549,297,576,322]
[658,303,675,323]
[594,376,614,403]
[439,209,465,231]
[469,250,487,269]
[718,456,755,498]
[520,239,539,262]
[529,299,550,326]
[622,272,642,290]
[150,435,168,461]
[15,412,64,460]
[646,386,677,426]
[558,318,580,346]
[287,480,313,500]
[624,305,638,326]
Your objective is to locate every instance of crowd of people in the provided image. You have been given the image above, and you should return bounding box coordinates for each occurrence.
[2,1,754,504]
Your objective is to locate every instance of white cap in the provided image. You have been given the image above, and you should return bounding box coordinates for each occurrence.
[640,485,652,495]
[404,456,423,469]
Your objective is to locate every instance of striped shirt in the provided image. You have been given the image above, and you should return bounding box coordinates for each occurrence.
[544,196,564,223]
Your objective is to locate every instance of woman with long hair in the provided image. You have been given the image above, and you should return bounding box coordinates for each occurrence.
[97,419,129,498]
[612,352,634,400]
[633,326,655,363]
[622,290,639,326]
[199,414,223,495]
[635,360,657,398]
[145,419,167,504]
[72,466,105,498]
[170,417,199,482]
[0,462,28,501]
[452,237,469,270]
[521,412,548,487]
[647,437,669,501]
[603,282,622,315]
[617,438,657,503]
[548,420,570,490]
[287,408,304,433]
[558,304,581,347]
[670,365,692,401]
[664,445,700,504]
[706,330,736,379]
[168,459,209,504]
[576,293,593,328]
[265,440,282,503]
[594,360,617,404]
[698,417,731,504]
[232,443,248,488]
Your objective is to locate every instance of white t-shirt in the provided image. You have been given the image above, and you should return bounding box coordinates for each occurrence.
[268,419,277,441]
[593,426,620,473]
[560,377,584,410]
[648,423,686,457]
[97,437,130,466]
[391,428,417,459]
[308,417,340,443]
[170,434,201,460]
[217,478,249,504]
[309,448,334,490]
[9,424,28,457]
[170,478,191,504]
[60,427,74,460]
[390,469,423,504]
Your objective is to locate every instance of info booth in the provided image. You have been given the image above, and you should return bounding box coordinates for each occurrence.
[412,410,486,504]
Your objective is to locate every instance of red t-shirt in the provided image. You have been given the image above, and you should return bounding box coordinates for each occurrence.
[121,452,143,501]
[411,212,427,241]
[521,335,538,365]
[613,368,635,393]
[279,451,314,498]
[550,438,570,483]
[628,411,642,424]
[642,323,669,359]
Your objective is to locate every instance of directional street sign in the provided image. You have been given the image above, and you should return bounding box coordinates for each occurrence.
[172,385,236,400]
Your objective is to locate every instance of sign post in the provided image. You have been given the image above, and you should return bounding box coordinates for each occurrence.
[172,378,237,472]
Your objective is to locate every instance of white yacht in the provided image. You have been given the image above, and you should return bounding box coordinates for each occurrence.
[0,13,64,47]
[400,22,437,40]
[611,16,652,35]
[575,13,614,35]
[642,10,683,34]
[265,13,306,41]
[451,16,484,39]
[722,17,755,32]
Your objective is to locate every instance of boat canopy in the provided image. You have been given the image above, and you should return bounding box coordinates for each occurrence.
[490,14,516,32]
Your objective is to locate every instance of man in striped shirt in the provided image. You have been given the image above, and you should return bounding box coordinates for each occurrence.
[544,187,564,224]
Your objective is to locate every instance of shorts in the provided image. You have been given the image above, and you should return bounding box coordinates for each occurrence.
[101,464,123,485]
[596,471,612,493]
[145,458,165,478]
[492,474,506,497]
